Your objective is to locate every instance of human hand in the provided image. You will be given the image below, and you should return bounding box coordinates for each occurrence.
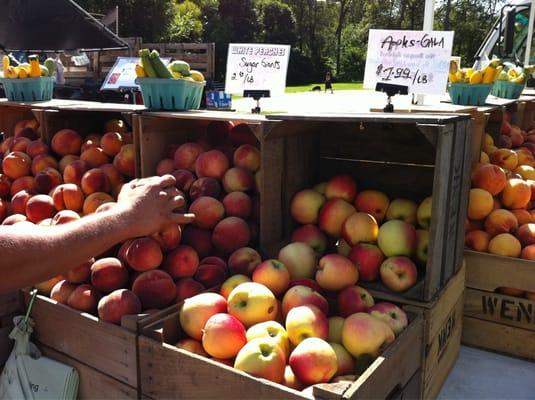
[116,175,194,237]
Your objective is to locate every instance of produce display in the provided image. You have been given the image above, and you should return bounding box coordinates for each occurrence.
[135,49,205,82]
[466,115,535,300]
[2,55,55,79]
[495,64,535,85]
[289,176,431,293]
[448,59,502,84]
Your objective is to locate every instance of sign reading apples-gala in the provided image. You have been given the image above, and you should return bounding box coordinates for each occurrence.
[363,29,454,95]
[225,43,290,96]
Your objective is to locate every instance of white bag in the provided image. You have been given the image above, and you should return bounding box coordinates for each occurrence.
[0,292,79,400]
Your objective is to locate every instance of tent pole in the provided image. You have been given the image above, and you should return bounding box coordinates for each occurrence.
[525,0,535,65]
[423,0,435,30]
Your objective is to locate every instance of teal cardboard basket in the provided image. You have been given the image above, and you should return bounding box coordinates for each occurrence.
[137,78,205,111]
[491,80,525,99]
[0,77,54,101]
[447,83,493,106]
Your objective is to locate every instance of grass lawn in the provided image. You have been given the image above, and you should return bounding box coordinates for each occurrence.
[285,82,363,93]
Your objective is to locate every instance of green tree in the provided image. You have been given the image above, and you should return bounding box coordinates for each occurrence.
[257,0,297,45]
[165,1,203,42]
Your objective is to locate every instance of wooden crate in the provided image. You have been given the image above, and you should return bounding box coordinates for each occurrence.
[516,97,535,131]
[22,292,142,389]
[39,345,138,400]
[261,113,472,302]
[138,305,423,399]
[462,250,535,360]
[0,102,46,138]
[402,262,465,399]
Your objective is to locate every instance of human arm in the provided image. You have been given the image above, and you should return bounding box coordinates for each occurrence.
[0,175,194,293]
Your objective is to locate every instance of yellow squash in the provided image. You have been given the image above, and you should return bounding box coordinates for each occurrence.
[135,64,146,78]
[469,70,483,84]
[2,55,9,77]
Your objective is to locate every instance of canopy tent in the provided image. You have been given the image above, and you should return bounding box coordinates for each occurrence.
[0,0,128,52]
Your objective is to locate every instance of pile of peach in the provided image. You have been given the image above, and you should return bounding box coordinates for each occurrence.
[289,175,431,293]
[175,272,408,389]
[466,119,535,300]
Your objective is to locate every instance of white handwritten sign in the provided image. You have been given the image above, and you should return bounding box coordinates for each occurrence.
[225,43,290,96]
[363,30,454,95]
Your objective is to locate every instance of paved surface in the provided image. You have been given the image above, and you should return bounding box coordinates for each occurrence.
[438,346,535,399]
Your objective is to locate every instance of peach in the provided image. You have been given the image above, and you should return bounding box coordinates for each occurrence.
[2,151,31,179]
[35,167,62,193]
[104,119,127,135]
[516,147,535,165]
[132,270,176,309]
[286,305,328,346]
[234,337,285,383]
[16,124,39,139]
[354,190,390,223]
[229,123,258,146]
[325,175,357,202]
[80,147,110,168]
[337,285,374,317]
[514,165,535,180]
[2,214,27,225]
[471,164,507,195]
[195,257,228,287]
[151,224,181,251]
[162,245,199,279]
[252,260,290,296]
[282,285,328,316]
[377,220,417,257]
[0,174,12,199]
[0,137,13,153]
[156,158,174,176]
[290,189,326,224]
[342,313,395,358]
[212,217,250,254]
[63,159,90,186]
[51,183,85,212]
[342,212,379,246]
[227,282,277,327]
[228,247,262,276]
[318,198,356,237]
[488,233,521,257]
[189,196,225,229]
[233,144,260,172]
[31,154,59,175]
[25,194,55,223]
[11,190,34,215]
[465,230,490,252]
[195,150,229,179]
[484,209,518,237]
[80,168,110,195]
[189,177,222,201]
[98,289,142,324]
[180,292,228,340]
[26,140,49,158]
[348,243,385,282]
[90,257,129,293]
[517,223,535,246]
[175,338,209,356]
[291,224,328,256]
[222,192,252,218]
[174,143,204,171]
[34,275,62,295]
[172,169,196,192]
[175,278,205,302]
[52,210,80,225]
[501,179,531,209]
[113,144,135,177]
[202,313,247,359]
[10,176,36,197]
[521,244,535,260]
[81,138,99,153]
[82,192,114,215]
[480,152,490,164]
[512,209,533,225]
[468,188,494,220]
[67,284,102,313]
[126,237,163,272]
[64,259,93,284]
[181,226,213,258]
[100,164,124,189]
[0,199,7,222]
[50,280,77,304]
[385,198,418,224]
[316,254,358,291]
[278,242,317,280]
[100,132,123,157]
[511,129,525,146]
[490,148,518,170]
[380,256,418,292]
[9,137,30,152]
[51,129,82,156]
[222,167,255,193]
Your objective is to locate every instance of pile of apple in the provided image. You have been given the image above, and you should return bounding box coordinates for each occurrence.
[175,274,409,389]
[288,175,431,293]
[466,117,535,300]
[154,120,260,257]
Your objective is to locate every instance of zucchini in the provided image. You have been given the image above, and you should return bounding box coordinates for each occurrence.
[44,58,55,76]
[138,49,157,78]
[149,50,172,79]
